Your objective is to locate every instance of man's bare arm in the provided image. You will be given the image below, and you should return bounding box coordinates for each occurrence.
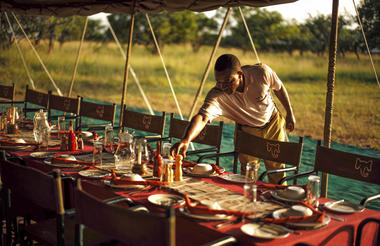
[274,85,295,132]
[170,113,209,157]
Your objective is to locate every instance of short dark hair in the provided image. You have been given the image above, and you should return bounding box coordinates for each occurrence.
[214,54,241,73]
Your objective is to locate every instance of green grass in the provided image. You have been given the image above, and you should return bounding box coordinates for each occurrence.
[1,41,379,149]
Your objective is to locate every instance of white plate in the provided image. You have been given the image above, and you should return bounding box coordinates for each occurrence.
[78,170,111,179]
[103,179,145,189]
[183,167,224,178]
[30,151,55,159]
[217,174,251,184]
[241,223,290,239]
[271,190,307,203]
[148,194,185,207]
[323,201,364,214]
[179,207,232,221]
[272,208,331,229]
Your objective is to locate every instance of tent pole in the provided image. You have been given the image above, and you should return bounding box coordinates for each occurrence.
[187,7,232,120]
[322,0,339,198]
[68,16,88,97]
[119,13,135,130]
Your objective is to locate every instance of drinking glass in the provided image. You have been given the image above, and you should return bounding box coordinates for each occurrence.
[307,175,320,208]
[162,143,172,157]
[104,125,114,151]
[93,141,104,167]
[42,128,51,149]
[58,116,66,138]
[244,161,259,202]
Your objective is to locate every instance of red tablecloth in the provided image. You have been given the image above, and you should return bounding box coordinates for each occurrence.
[7,143,380,246]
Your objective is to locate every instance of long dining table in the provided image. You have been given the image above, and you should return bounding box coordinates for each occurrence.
[1,126,380,246]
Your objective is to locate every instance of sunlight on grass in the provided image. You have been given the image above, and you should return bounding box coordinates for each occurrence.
[1,41,379,149]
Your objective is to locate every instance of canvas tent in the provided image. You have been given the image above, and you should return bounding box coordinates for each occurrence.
[1,0,340,197]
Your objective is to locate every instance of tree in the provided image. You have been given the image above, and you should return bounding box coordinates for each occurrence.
[357,0,380,49]
[304,14,331,56]
[226,8,285,52]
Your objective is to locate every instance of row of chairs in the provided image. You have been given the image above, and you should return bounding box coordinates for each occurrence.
[0,84,225,165]
[0,151,236,246]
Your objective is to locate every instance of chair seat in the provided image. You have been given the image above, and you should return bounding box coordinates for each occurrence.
[24,216,112,246]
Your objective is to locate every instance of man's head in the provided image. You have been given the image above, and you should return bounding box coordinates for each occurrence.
[214,54,244,94]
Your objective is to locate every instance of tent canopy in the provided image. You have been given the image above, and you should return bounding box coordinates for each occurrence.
[1,0,297,16]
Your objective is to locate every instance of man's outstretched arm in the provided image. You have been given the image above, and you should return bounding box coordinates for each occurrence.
[170,113,209,157]
[274,85,295,132]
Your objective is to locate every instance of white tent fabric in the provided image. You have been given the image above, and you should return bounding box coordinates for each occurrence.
[1,0,297,16]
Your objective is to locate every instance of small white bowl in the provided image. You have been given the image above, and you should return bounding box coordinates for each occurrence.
[192,163,213,174]
[59,154,76,161]
[13,138,26,143]
[278,186,305,200]
[289,205,313,217]
[122,173,144,181]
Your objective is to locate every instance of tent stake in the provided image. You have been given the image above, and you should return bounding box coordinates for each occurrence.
[188,7,232,120]
[68,16,88,97]
[119,12,135,129]
[322,0,339,198]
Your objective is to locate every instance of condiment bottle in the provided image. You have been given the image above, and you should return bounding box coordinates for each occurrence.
[68,121,77,151]
[77,134,84,150]
[174,154,183,181]
[153,142,163,178]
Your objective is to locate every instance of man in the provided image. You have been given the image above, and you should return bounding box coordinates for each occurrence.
[171,54,295,184]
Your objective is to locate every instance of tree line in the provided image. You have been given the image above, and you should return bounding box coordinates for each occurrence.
[0,0,378,58]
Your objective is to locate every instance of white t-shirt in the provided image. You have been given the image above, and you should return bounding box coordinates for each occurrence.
[198,63,282,127]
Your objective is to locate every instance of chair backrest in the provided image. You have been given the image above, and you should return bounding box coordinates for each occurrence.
[0,159,63,213]
[355,217,380,246]
[24,85,49,108]
[74,180,175,246]
[48,92,80,115]
[314,143,380,185]
[0,83,15,101]
[234,129,303,173]
[169,113,224,165]
[122,107,166,137]
[78,98,116,129]
[169,113,224,147]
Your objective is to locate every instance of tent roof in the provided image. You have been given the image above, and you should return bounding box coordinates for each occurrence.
[0,0,297,17]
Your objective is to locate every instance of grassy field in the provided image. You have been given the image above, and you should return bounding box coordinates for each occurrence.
[1,41,379,149]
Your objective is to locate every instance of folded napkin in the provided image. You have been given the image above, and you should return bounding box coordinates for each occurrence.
[184,194,254,216]
[110,169,168,187]
[260,202,325,224]
[52,155,97,166]
[181,161,224,175]
[0,139,41,147]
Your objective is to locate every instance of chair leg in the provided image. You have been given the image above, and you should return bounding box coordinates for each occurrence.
[5,190,11,246]
[75,224,84,246]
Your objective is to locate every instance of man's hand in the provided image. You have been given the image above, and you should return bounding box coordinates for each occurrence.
[170,140,190,158]
[286,113,296,132]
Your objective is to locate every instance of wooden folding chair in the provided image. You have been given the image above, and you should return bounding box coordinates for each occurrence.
[23,85,50,118]
[78,97,116,131]
[199,129,304,182]
[281,141,380,205]
[0,83,21,105]
[0,153,107,246]
[48,92,80,122]
[122,106,166,142]
[169,113,224,165]
[355,217,380,246]
[74,179,175,246]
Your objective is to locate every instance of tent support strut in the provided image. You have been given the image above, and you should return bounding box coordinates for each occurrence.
[322,0,339,198]
[187,7,232,120]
